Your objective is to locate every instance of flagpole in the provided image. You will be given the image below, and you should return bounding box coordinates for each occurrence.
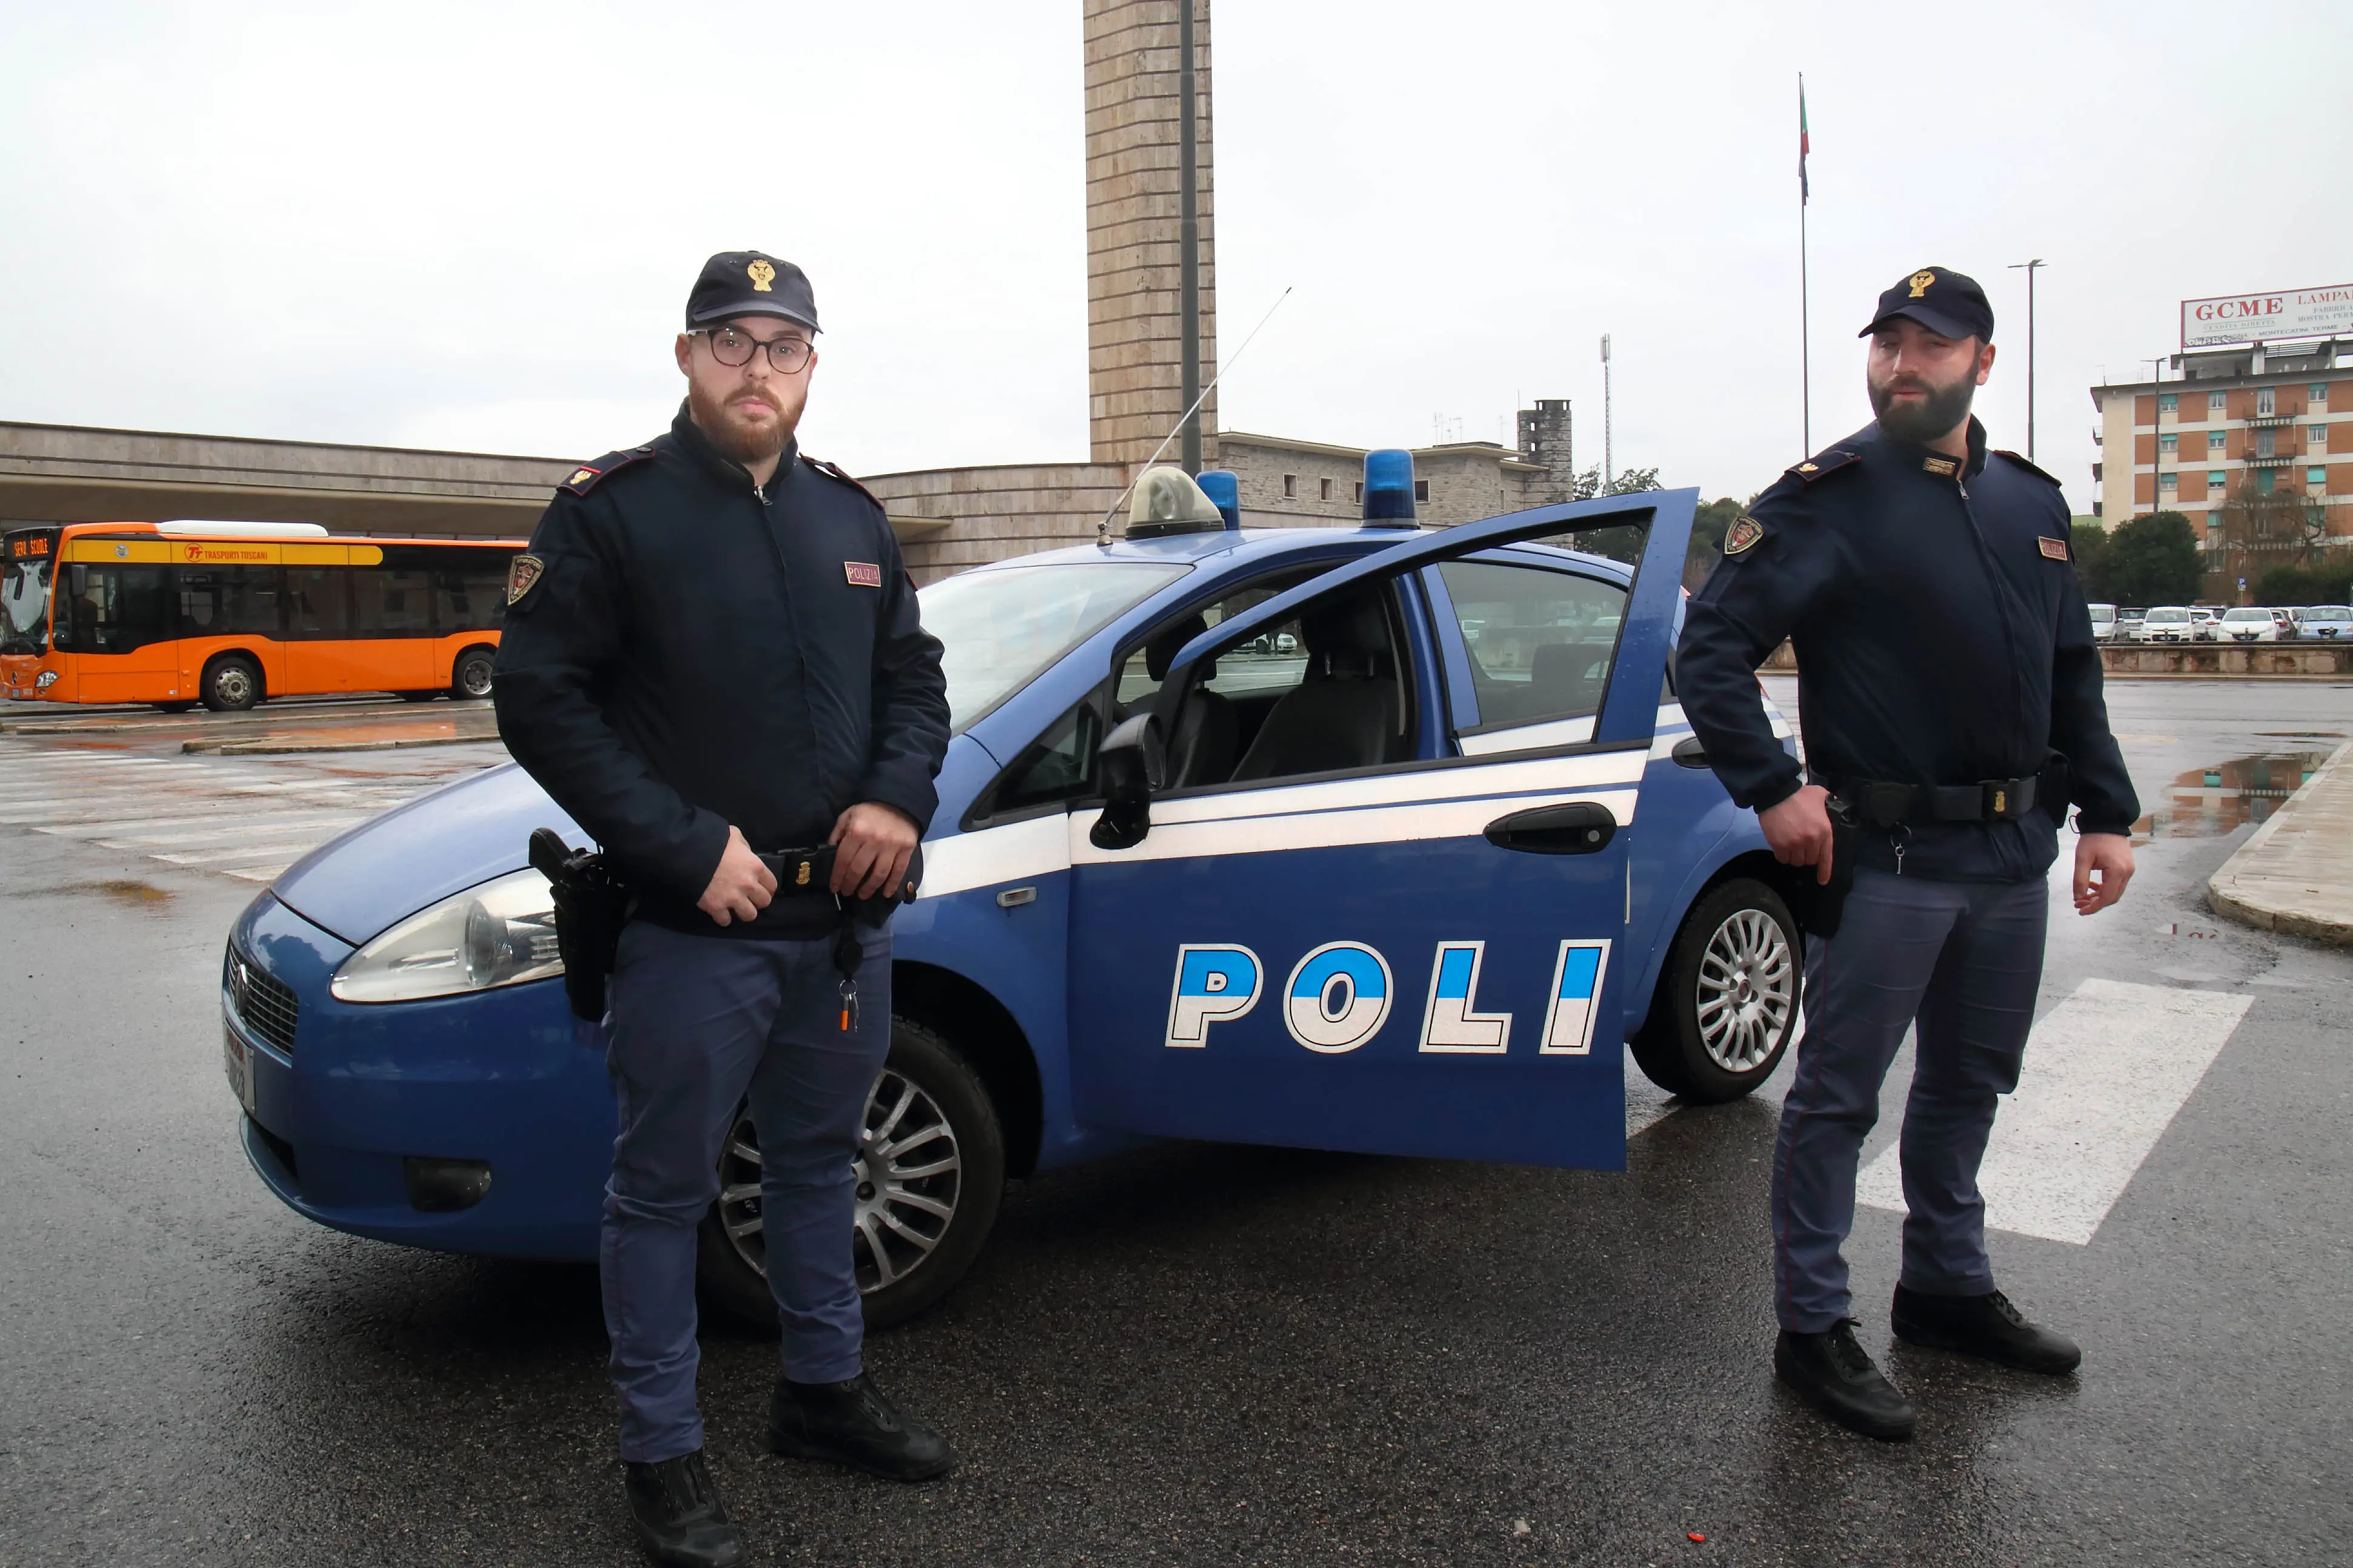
[1799,73,1811,458]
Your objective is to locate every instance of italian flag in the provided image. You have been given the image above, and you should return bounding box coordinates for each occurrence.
[1799,79,1810,203]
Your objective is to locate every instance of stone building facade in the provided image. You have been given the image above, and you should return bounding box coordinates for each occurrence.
[1084,0,1218,469]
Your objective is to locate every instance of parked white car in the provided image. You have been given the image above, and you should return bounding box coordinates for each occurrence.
[2141,605,2197,643]
[2218,606,2285,642]
[2116,607,2148,641]
[2295,604,2353,640]
[2190,607,2222,641]
[2088,603,2119,643]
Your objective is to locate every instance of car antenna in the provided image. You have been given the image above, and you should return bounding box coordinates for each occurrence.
[1097,286,1294,546]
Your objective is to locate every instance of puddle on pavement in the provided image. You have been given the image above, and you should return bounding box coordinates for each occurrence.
[44,878,176,908]
[2131,750,2331,841]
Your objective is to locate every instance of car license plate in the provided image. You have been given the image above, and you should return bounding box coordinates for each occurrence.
[222,1020,257,1116]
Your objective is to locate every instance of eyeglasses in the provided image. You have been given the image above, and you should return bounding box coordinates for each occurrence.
[688,325,815,374]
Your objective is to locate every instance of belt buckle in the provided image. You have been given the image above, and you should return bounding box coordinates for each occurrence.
[1988,782,2008,818]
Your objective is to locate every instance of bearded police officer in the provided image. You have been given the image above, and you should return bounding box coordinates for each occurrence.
[1676,266,2140,1441]
[494,251,954,1566]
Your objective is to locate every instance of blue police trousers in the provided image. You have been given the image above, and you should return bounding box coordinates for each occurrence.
[601,918,891,1463]
[1771,867,2046,1333]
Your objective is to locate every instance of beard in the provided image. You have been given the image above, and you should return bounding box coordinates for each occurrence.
[686,377,792,467]
[1868,366,1977,446]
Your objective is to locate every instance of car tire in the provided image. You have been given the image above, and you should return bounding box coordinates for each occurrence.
[697,1016,1006,1333]
[396,689,443,703]
[1630,876,1801,1103]
[448,646,496,701]
[200,653,263,712]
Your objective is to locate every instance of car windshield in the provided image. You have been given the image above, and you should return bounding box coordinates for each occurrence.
[1,555,53,656]
[918,560,1189,731]
[2310,606,2352,620]
[2089,606,2115,623]
[2222,608,2267,621]
[2146,609,2189,623]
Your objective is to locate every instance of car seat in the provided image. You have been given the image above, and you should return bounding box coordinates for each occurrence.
[1143,614,1238,788]
[1229,592,1405,782]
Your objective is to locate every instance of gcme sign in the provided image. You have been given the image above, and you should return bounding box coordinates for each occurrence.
[2181,283,2353,349]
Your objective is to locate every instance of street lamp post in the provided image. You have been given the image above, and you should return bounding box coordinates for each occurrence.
[2008,259,2044,460]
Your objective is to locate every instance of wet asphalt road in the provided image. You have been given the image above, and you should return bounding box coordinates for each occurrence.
[2,683,2349,1567]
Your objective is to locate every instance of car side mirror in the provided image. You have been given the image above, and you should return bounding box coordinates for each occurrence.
[1090,712,1164,850]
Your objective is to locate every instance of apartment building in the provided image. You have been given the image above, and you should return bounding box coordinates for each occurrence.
[2089,336,2353,597]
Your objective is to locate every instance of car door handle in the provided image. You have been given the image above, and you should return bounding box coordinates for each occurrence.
[1671,736,1710,769]
[1484,801,1618,855]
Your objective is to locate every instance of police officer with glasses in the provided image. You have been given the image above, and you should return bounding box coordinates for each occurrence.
[1676,266,2140,1441]
[495,251,953,1566]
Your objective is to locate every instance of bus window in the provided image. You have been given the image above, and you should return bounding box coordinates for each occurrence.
[353,568,433,637]
[436,568,508,633]
[285,569,351,638]
[179,566,284,638]
[61,564,173,655]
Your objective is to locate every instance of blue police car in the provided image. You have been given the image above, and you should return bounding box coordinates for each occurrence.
[219,467,1803,1329]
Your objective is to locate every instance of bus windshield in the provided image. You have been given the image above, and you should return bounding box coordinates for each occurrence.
[918,560,1189,731]
[2,532,56,655]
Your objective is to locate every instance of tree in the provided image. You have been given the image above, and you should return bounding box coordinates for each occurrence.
[2101,511,2202,606]
[1562,468,1665,564]
[2212,477,2328,602]
[2070,521,2111,601]
[2256,564,2353,605]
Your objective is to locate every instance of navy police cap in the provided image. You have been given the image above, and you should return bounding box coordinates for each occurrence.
[685,250,820,333]
[1859,266,1993,343]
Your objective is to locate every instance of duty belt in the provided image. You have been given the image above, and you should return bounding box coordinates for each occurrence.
[1818,773,2042,827]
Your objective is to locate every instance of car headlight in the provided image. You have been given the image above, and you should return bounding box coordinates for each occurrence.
[330,868,564,1004]
[35,670,57,689]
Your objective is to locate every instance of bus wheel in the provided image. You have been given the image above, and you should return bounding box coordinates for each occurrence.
[201,654,263,713]
[396,690,442,703]
[449,647,496,701]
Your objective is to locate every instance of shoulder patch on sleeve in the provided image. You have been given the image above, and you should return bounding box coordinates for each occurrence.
[506,553,546,606]
[1993,448,2063,488]
[557,445,657,497]
[1784,448,1860,485]
[1724,515,1766,555]
[801,455,884,511]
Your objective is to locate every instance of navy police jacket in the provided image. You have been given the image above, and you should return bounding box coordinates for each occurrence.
[1676,417,2138,883]
[493,408,950,919]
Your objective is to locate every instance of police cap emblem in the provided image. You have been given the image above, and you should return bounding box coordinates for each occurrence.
[1908,270,1936,298]
[506,554,546,606]
[1724,515,1765,555]
[747,259,775,293]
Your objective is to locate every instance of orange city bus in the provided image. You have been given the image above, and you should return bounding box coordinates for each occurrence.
[1,521,525,712]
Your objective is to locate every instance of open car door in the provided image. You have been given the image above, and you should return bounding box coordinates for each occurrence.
[1062,491,1696,1169]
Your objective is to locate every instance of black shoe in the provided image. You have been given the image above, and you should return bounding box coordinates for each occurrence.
[1775,1321,1918,1441]
[768,1371,958,1481]
[622,1449,748,1568]
[1892,1285,2082,1375]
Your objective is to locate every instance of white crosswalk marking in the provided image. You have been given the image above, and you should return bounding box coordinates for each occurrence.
[0,735,502,884]
[1856,978,2254,1245]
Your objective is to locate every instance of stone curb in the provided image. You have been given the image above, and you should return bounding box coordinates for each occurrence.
[2206,740,2353,947]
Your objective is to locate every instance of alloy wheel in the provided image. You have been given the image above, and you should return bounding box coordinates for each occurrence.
[1693,907,1795,1073]
[714,1066,964,1294]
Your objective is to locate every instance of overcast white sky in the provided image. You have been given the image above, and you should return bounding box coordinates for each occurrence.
[4,1,2349,516]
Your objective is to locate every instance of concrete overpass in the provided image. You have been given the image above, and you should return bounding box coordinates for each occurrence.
[0,420,954,547]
